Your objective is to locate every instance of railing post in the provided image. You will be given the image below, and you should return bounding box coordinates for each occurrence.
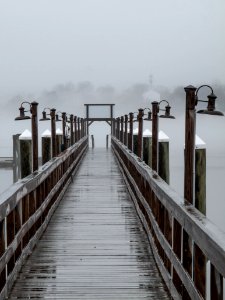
[137,109,144,159]
[128,112,133,151]
[151,101,159,172]
[124,114,128,146]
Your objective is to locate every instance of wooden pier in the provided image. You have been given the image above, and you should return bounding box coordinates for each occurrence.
[8,149,170,299]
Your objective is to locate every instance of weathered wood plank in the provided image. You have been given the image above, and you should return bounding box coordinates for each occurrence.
[8,149,170,299]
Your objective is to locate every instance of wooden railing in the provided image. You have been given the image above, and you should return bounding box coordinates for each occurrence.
[112,137,225,300]
[0,136,88,299]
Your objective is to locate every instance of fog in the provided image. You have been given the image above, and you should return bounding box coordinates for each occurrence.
[0,1,225,232]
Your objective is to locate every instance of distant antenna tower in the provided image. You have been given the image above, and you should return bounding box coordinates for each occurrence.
[149,75,153,88]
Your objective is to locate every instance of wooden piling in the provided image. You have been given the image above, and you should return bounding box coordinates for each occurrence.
[158,130,170,184]
[19,129,32,179]
[42,129,51,165]
[13,134,21,182]
[195,135,206,215]
[133,128,138,156]
[91,135,94,148]
[56,128,63,155]
[143,129,152,167]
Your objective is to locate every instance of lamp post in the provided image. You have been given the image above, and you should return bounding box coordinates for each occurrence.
[15,101,39,172]
[184,85,223,205]
[151,100,175,173]
[39,108,57,158]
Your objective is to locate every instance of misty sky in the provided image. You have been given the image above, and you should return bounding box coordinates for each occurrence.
[0,0,225,95]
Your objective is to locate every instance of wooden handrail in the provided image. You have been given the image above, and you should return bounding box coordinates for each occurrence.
[0,136,88,299]
[112,136,225,300]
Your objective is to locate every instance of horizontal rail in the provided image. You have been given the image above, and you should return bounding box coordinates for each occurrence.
[0,136,88,298]
[112,137,225,300]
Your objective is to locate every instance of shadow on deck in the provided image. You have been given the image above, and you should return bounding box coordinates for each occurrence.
[8,149,170,299]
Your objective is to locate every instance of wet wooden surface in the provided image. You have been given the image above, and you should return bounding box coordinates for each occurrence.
[8,149,170,299]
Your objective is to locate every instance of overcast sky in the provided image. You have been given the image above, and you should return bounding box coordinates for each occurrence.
[0,0,225,95]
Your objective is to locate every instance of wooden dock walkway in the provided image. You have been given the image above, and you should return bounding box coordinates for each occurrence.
[8,149,170,299]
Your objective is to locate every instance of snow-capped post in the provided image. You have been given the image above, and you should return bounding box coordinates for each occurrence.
[143,129,152,167]
[41,129,51,165]
[195,135,206,215]
[133,127,138,156]
[19,129,32,178]
[158,130,170,184]
[56,128,63,155]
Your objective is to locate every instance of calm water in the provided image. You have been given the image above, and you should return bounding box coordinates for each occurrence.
[0,154,224,233]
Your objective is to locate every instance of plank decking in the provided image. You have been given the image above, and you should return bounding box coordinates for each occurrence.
[8,149,170,299]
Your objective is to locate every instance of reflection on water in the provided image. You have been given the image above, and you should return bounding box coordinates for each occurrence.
[0,168,13,194]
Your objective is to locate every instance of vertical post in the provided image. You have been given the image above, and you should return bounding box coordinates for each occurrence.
[19,130,32,178]
[31,101,39,172]
[41,129,51,165]
[143,129,152,167]
[120,116,124,143]
[62,112,67,151]
[91,135,94,148]
[77,118,80,141]
[112,118,116,137]
[13,134,21,182]
[70,114,74,145]
[116,118,119,139]
[106,135,109,148]
[158,130,170,183]
[56,128,63,154]
[184,85,197,204]
[86,105,89,135]
[128,112,133,151]
[151,101,159,172]
[195,136,206,214]
[81,118,84,138]
[110,104,113,134]
[50,108,57,157]
[183,85,197,298]
[124,115,128,146]
[137,109,144,159]
[74,116,77,142]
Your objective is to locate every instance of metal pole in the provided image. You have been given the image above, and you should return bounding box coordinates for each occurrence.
[31,101,39,172]
[50,108,57,157]
[137,109,144,159]
[151,101,159,172]
[128,112,133,151]
[184,85,197,204]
